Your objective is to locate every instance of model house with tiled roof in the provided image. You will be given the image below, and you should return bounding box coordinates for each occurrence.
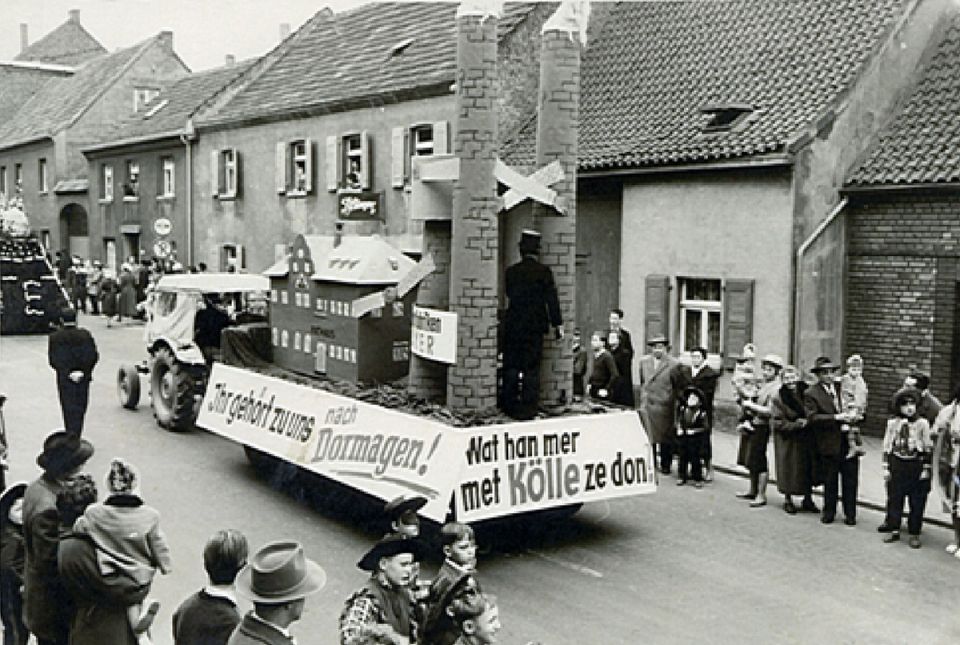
[0,10,188,264]
[503,0,953,400]
[841,9,960,428]
[187,1,554,274]
[81,60,255,271]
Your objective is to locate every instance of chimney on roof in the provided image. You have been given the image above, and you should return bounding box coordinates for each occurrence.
[225,54,236,67]
[279,23,291,40]
[20,24,28,53]
[68,9,80,24]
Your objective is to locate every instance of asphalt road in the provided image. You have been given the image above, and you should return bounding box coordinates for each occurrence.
[2,314,959,644]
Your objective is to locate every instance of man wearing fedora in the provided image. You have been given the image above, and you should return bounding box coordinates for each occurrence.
[500,229,564,420]
[229,541,326,645]
[804,357,861,525]
[340,534,427,645]
[639,335,683,474]
[47,309,99,437]
[22,430,94,645]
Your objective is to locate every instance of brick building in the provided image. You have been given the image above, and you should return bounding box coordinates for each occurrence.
[0,10,188,259]
[844,12,960,431]
[503,0,952,390]
[186,2,553,273]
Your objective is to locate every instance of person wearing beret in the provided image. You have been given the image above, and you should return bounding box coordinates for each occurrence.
[638,335,684,475]
[47,309,99,437]
[803,356,861,526]
[227,541,326,645]
[500,229,563,421]
[340,535,427,645]
[22,430,94,645]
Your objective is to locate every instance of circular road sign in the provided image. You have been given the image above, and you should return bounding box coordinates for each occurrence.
[153,239,172,258]
[153,217,172,236]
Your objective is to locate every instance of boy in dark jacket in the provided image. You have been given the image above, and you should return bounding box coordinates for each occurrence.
[676,387,710,487]
[1,482,29,645]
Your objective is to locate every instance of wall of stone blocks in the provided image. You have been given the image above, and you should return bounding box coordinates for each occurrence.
[845,193,960,434]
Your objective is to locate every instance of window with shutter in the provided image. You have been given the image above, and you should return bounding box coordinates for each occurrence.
[433,120,449,155]
[343,134,363,190]
[391,126,406,188]
[275,142,287,194]
[722,279,755,370]
[211,150,222,197]
[326,135,339,192]
[644,274,671,347]
[359,131,371,190]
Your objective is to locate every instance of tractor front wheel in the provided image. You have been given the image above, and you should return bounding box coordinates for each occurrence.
[150,347,201,431]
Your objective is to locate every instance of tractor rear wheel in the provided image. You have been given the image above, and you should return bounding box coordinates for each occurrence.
[150,347,202,431]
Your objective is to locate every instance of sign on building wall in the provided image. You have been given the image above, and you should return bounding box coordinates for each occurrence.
[153,217,172,236]
[338,191,382,220]
[411,305,457,364]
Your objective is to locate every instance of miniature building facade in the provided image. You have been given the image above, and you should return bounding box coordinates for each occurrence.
[265,233,416,383]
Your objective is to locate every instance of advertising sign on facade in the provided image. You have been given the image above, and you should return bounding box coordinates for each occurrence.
[411,306,457,364]
[337,191,382,220]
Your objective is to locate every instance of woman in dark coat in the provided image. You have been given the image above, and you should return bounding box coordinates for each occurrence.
[117,265,138,321]
[772,365,819,515]
[100,269,119,320]
[607,330,635,407]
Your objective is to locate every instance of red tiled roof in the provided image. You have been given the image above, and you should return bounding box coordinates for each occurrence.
[847,14,960,187]
[15,17,106,66]
[503,0,908,172]
[200,2,537,128]
[0,34,174,150]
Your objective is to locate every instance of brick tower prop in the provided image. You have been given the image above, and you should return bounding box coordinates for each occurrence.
[446,2,501,411]
[531,2,585,406]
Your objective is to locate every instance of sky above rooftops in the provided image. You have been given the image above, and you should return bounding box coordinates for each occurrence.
[0,0,370,71]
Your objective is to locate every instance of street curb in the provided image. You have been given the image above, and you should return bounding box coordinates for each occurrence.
[712,463,953,530]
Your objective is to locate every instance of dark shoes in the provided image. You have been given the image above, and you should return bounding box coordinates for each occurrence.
[877,523,897,533]
[735,492,756,500]
[750,498,767,508]
[909,535,922,549]
[783,500,798,515]
[883,532,900,543]
[844,517,856,527]
[800,499,819,513]
[820,515,835,524]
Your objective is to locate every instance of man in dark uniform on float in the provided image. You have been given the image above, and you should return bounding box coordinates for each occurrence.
[501,229,563,420]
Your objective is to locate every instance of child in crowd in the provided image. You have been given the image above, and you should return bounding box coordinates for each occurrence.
[383,495,430,602]
[587,330,619,401]
[422,573,483,645]
[0,482,28,645]
[430,522,479,604]
[733,366,759,435]
[840,354,868,458]
[73,458,172,644]
[448,592,501,645]
[880,388,935,549]
[571,328,588,401]
[676,386,710,488]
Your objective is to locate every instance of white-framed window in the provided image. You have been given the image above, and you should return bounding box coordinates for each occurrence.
[219,243,244,272]
[133,87,160,112]
[213,148,238,199]
[124,160,139,198]
[160,157,175,197]
[391,121,448,188]
[679,278,722,355]
[342,134,363,190]
[316,298,326,313]
[294,331,301,351]
[37,158,48,193]
[281,290,289,305]
[371,306,383,318]
[272,327,279,346]
[271,289,278,303]
[277,139,313,195]
[101,164,114,201]
[281,330,289,348]
[304,334,312,354]
[294,292,302,307]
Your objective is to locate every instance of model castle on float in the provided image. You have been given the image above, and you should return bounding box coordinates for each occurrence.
[264,232,417,383]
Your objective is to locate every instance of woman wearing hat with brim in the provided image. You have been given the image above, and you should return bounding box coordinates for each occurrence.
[736,354,783,507]
[1,481,29,645]
[229,541,326,645]
[22,430,93,644]
[340,535,428,645]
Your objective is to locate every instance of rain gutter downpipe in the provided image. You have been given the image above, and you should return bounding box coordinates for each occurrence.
[793,197,848,367]
[179,118,197,265]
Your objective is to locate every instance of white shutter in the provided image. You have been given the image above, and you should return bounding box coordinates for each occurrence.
[360,130,371,190]
[433,120,449,155]
[391,126,405,188]
[326,135,339,191]
[210,149,220,197]
[303,138,314,193]
[275,142,287,193]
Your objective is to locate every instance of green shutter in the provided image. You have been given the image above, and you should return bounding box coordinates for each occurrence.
[723,279,755,370]
[644,274,671,347]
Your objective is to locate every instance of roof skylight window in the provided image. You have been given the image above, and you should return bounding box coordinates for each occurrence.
[144,99,169,119]
[389,37,415,58]
[700,103,753,132]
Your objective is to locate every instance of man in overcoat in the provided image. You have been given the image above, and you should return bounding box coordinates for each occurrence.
[803,356,860,525]
[47,309,98,437]
[500,230,563,420]
[639,335,683,474]
[22,431,94,645]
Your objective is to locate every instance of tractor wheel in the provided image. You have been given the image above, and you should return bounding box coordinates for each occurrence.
[150,347,199,431]
[117,364,140,409]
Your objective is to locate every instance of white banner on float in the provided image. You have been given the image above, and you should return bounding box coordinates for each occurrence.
[196,363,467,522]
[452,411,656,522]
[411,306,457,364]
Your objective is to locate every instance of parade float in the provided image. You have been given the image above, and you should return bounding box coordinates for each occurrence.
[0,194,69,334]
[122,1,656,524]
